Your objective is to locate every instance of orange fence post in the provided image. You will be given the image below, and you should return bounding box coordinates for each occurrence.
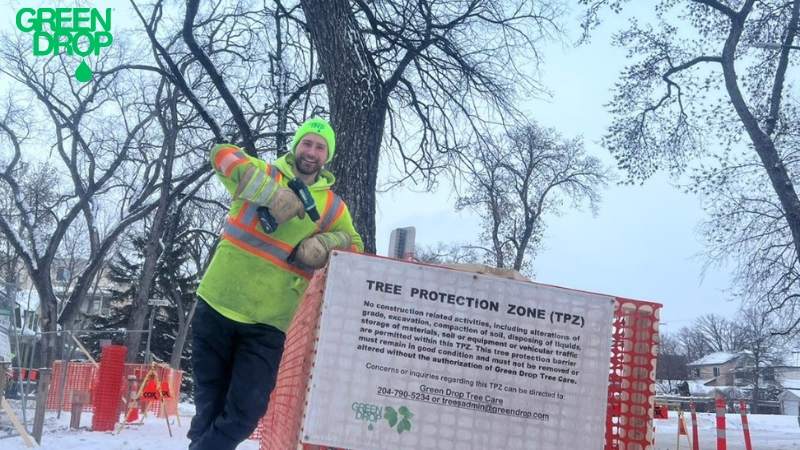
[715,398,727,450]
[739,400,752,450]
[690,402,700,450]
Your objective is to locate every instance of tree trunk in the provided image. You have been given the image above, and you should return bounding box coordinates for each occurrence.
[39,289,59,367]
[719,7,800,274]
[124,94,177,361]
[751,380,760,414]
[125,208,170,362]
[170,299,197,369]
[300,0,386,254]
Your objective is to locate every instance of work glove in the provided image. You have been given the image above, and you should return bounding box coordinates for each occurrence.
[291,232,352,269]
[234,167,305,224]
[266,188,306,224]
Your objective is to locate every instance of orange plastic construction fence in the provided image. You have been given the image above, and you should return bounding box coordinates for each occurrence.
[254,265,662,450]
[46,361,182,418]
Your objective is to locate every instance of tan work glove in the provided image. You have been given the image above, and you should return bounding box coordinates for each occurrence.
[291,232,352,269]
[266,188,306,224]
[234,167,305,225]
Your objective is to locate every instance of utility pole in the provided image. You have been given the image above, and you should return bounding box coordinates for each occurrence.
[144,298,170,364]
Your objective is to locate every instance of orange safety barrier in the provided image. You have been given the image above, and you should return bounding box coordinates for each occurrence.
[46,361,182,418]
[690,402,700,450]
[15,368,39,381]
[716,398,727,450]
[254,267,327,446]
[92,345,127,432]
[126,378,139,423]
[739,400,752,450]
[253,261,663,449]
[46,362,96,411]
[606,298,661,449]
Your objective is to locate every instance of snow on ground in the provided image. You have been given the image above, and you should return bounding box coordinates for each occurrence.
[3,401,800,449]
[1,401,258,450]
[654,412,800,450]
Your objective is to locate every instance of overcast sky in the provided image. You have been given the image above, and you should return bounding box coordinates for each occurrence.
[374,5,739,331]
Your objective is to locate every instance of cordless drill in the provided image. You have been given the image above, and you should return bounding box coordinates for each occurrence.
[257,178,320,233]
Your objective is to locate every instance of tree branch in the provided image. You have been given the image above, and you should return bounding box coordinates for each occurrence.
[183,0,256,155]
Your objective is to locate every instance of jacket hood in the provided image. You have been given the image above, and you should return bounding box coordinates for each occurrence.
[274,153,335,189]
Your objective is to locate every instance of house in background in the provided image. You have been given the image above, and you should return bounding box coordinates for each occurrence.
[777,352,800,416]
[687,351,753,387]
[15,258,117,325]
[780,380,800,416]
[774,352,800,381]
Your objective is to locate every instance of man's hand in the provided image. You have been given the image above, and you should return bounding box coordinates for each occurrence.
[267,188,306,224]
[233,168,306,224]
[292,232,352,269]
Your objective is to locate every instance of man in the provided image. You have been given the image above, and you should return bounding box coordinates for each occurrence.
[188,118,363,450]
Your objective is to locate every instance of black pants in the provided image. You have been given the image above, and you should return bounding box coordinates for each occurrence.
[187,298,286,450]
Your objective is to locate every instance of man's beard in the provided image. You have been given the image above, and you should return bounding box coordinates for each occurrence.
[295,157,322,175]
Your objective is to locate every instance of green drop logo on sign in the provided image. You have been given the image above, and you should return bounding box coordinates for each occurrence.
[15,7,114,82]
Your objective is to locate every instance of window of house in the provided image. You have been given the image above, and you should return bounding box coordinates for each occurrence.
[713,367,720,377]
[91,299,101,312]
[23,310,38,330]
[694,368,700,377]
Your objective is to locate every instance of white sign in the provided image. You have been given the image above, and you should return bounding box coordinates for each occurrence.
[147,299,170,307]
[302,251,615,450]
[0,315,11,362]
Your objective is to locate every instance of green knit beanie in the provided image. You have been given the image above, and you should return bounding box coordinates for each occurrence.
[291,118,336,163]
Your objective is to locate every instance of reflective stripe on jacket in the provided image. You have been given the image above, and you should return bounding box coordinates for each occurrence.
[197,144,363,330]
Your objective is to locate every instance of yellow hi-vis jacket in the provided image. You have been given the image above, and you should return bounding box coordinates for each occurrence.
[197,144,363,330]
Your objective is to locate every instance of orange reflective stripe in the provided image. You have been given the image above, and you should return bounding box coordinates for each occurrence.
[266,164,284,183]
[227,215,295,253]
[237,201,262,228]
[214,147,247,177]
[319,191,344,232]
[222,221,312,279]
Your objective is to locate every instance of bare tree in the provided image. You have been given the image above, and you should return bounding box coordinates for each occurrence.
[291,0,565,253]
[455,122,612,276]
[735,305,788,413]
[675,325,715,364]
[163,189,225,369]
[580,0,800,332]
[673,314,745,362]
[171,0,329,157]
[0,162,54,291]
[414,242,480,265]
[695,314,746,353]
[0,22,212,364]
[656,332,690,394]
[176,0,568,256]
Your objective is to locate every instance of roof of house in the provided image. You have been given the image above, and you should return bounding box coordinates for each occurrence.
[783,379,800,390]
[780,389,800,401]
[688,351,740,366]
[776,352,800,368]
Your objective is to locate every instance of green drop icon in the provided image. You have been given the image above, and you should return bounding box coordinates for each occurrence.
[75,59,92,82]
